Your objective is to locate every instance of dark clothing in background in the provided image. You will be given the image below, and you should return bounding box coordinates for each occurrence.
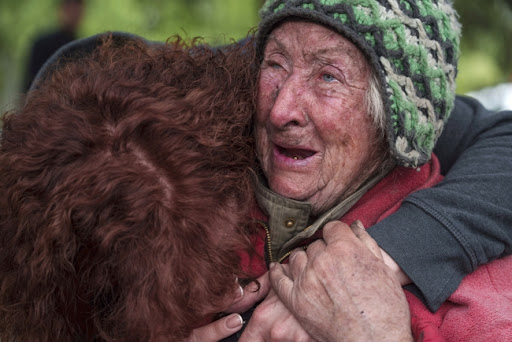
[24,29,76,91]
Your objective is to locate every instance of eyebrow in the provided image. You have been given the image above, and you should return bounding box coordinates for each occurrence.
[302,47,361,77]
[308,41,361,61]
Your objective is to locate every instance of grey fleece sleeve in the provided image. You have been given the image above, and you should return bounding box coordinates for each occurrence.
[367,95,512,312]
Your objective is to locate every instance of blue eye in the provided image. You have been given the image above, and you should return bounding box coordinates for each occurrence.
[322,74,336,82]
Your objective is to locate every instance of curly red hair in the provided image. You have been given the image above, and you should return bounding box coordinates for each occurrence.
[0,35,258,341]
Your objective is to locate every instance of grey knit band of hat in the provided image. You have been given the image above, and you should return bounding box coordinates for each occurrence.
[256,0,461,167]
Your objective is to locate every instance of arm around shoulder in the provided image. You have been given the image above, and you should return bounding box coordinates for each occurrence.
[368,95,512,311]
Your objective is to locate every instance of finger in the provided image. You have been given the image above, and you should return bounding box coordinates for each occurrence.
[322,221,353,244]
[268,264,295,312]
[216,278,245,313]
[350,220,383,260]
[270,261,293,278]
[380,248,412,285]
[231,281,245,304]
[349,219,366,238]
[226,272,271,313]
[303,239,326,259]
[288,249,308,281]
[186,313,243,342]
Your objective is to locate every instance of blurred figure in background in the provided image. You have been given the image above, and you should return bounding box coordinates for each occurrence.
[23,0,84,91]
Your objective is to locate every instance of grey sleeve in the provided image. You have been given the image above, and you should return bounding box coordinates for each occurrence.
[367,95,512,311]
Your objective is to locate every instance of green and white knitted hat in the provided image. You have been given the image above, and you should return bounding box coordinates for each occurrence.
[256,0,461,167]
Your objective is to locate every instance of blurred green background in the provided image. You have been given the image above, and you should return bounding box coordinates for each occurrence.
[1,0,512,113]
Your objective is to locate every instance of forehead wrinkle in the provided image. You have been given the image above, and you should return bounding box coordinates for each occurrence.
[267,25,353,60]
[265,33,287,54]
[265,25,304,57]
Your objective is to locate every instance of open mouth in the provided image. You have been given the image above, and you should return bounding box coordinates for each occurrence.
[277,146,316,160]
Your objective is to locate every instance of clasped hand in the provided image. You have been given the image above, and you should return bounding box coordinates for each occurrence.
[187,221,413,342]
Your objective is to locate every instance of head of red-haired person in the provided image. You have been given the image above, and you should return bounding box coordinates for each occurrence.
[0,35,258,341]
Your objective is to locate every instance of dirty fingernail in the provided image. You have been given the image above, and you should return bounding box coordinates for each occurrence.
[354,220,364,229]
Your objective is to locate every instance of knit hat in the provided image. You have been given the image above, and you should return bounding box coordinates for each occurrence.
[256,0,461,167]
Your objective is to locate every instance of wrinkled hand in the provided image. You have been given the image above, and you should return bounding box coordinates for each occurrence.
[380,248,412,286]
[269,221,413,342]
[238,285,315,342]
[185,272,271,342]
[349,220,411,285]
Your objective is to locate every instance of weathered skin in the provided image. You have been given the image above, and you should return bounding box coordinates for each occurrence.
[255,21,383,215]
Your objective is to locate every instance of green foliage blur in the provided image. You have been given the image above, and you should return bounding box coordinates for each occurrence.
[455,0,512,94]
[0,0,511,112]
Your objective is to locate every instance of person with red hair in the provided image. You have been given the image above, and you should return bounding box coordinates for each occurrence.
[0,35,259,341]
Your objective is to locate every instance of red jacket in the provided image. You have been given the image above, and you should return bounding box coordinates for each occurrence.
[245,155,512,341]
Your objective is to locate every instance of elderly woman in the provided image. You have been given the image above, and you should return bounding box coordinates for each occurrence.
[0,35,258,341]
[229,0,512,341]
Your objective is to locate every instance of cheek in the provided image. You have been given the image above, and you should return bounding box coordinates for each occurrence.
[254,112,270,156]
[319,90,369,133]
[255,75,275,164]
[318,106,374,156]
[343,118,379,160]
[255,129,272,172]
[257,72,279,111]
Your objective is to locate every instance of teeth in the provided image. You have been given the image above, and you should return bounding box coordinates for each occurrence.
[293,156,299,160]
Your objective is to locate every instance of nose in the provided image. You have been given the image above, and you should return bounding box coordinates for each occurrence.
[269,76,309,129]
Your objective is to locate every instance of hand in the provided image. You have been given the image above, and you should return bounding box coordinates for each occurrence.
[380,248,412,286]
[225,272,272,314]
[269,221,413,342]
[351,220,412,286]
[185,313,244,342]
[185,272,272,342]
[238,285,315,342]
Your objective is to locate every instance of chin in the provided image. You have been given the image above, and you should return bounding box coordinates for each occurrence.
[269,179,309,201]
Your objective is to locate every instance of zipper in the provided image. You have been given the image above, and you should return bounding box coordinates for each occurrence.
[256,220,309,266]
[256,220,274,265]
[277,245,308,264]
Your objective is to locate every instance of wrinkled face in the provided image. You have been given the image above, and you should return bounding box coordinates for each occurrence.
[256,21,383,214]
